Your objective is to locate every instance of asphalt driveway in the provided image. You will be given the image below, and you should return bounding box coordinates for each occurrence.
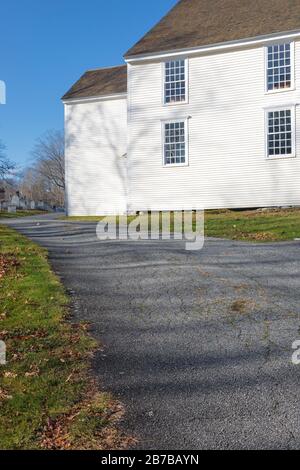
[2,214,300,450]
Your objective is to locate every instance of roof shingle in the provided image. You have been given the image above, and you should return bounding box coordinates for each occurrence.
[125,0,300,58]
[62,65,127,101]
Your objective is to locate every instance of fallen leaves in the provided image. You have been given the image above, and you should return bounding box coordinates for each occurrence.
[230,298,256,315]
[231,299,249,314]
[0,254,20,280]
[41,416,72,450]
[0,328,48,341]
[40,391,136,451]
[243,231,276,241]
[232,231,276,242]
[0,387,12,401]
[3,371,17,379]
[25,365,40,378]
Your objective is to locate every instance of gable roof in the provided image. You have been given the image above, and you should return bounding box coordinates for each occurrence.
[62,65,127,101]
[125,0,300,58]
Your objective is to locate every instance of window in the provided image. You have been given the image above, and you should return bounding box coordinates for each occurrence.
[163,121,188,166]
[267,43,292,92]
[164,60,186,104]
[266,108,295,158]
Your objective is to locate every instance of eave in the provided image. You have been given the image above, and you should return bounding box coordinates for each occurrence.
[62,92,127,105]
[125,29,300,64]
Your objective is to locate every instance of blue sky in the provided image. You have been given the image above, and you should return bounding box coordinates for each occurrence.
[0,0,176,168]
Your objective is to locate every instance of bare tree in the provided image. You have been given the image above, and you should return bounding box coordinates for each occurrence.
[0,140,15,180]
[32,130,65,190]
[20,166,64,207]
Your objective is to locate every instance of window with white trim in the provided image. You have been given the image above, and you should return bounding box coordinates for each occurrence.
[164,60,186,104]
[267,43,292,92]
[163,121,187,166]
[267,108,294,158]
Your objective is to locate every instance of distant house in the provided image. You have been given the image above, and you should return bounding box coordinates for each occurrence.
[63,0,300,215]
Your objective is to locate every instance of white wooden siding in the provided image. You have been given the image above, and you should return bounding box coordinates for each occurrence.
[64,97,127,216]
[127,40,300,211]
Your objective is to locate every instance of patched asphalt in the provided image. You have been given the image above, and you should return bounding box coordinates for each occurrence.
[2,213,300,450]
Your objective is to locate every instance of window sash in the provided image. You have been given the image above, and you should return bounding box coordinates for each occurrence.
[163,121,187,166]
[266,43,293,92]
[266,108,295,158]
[164,60,186,104]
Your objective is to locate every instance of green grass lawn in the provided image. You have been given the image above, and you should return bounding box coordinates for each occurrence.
[205,208,300,242]
[0,210,47,219]
[62,208,300,242]
[0,225,131,450]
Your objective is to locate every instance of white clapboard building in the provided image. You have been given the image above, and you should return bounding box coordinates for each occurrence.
[63,0,300,215]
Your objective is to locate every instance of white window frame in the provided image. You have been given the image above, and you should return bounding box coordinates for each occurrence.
[265,41,295,94]
[161,118,189,167]
[265,105,296,160]
[162,58,189,106]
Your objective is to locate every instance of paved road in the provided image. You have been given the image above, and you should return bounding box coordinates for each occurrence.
[2,214,300,449]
